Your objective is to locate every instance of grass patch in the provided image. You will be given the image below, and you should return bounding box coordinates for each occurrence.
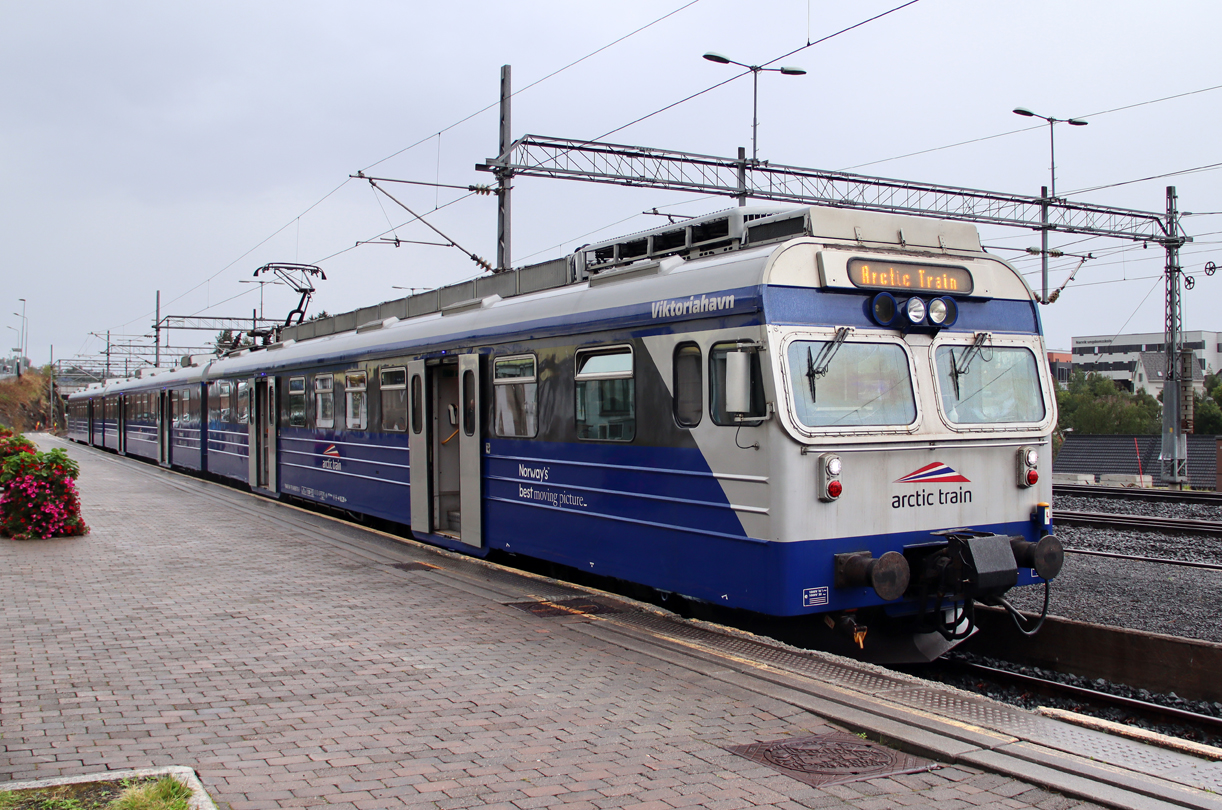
[0,776,191,810]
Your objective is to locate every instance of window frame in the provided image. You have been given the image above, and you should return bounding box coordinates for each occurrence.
[709,342,769,426]
[492,353,538,439]
[673,342,702,428]
[379,366,408,432]
[777,331,921,438]
[930,337,1049,431]
[314,374,334,429]
[574,344,635,442]
[286,376,307,427]
[344,371,368,431]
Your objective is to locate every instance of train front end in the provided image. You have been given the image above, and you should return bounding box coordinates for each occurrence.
[757,208,1063,660]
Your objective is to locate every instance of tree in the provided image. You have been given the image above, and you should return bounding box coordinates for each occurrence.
[213,329,254,354]
[1056,371,1161,435]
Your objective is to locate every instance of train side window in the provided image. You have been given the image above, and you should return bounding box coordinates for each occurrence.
[237,382,250,424]
[218,381,233,422]
[575,346,634,441]
[288,377,307,427]
[380,367,407,432]
[207,382,220,424]
[314,375,334,429]
[673,343,702,428]
[410,373,423,434]
[345,372,368,431]
[462,369,476,436]
[492,354,537,438]
[710,343,767,425]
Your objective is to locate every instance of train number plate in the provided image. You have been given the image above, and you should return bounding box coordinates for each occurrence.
[802,587,829,607]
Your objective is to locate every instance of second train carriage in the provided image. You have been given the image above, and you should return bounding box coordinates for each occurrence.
[69,205,1064,661]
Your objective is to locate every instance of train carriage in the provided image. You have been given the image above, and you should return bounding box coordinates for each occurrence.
[69,205,1063,661]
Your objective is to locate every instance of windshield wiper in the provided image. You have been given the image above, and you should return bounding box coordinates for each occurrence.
[806,327,851,402]
[949,331,992,400]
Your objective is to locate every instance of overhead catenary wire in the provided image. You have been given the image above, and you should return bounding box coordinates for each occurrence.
[843,82,1222,172]
[105,1,708,339]
[359,0,707,174]
[359,176,491,271]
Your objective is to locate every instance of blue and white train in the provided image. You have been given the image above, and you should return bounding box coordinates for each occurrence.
[68,205,1064,661]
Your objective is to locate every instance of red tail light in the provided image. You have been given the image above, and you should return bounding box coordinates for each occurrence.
[1026,469,1039,486]
[827,480,843,498]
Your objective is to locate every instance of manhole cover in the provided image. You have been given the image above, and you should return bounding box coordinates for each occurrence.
[391,562,440,572]
[507,597,623,617]
[725,731,936,787]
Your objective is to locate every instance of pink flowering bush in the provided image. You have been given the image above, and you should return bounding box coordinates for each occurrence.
[0,444,89,540]
[0,430,36,462]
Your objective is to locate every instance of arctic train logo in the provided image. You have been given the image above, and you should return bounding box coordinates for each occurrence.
[323,445,341,458]
[894,462,970,484]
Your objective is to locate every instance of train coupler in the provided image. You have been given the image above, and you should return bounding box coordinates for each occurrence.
[825,612,868,649]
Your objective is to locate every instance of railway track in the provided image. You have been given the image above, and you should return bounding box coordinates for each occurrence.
[1053,483,1222,505]
[943,657,1222,746]
[1055,509,1222,536]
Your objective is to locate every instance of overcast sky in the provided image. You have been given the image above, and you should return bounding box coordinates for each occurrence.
[4,0,1222,369]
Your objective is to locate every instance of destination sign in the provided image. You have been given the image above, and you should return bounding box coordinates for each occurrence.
[847,259,973,295]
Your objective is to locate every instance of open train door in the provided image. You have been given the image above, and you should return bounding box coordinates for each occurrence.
[457,352,483,548]
[158,390,170,466]
[250,377,278,494]
[407,359,430,537]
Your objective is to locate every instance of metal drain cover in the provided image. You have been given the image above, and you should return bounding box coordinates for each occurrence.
[725,731,937,787]
[507,596,623,617]
[391,562,439,572]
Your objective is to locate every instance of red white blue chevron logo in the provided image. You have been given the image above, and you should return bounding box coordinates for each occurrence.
[895,462,970,484]
[322,445,340,458]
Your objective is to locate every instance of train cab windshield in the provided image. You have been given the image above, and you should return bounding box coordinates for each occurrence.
[785,340,916,427]
[934,344,1045,424]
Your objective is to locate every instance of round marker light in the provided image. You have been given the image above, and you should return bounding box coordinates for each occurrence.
[827,480,843,498]
[826,457,842,476]
[871,292,897,326]
[928,297,948,325]
[1024,449,1039,468]
[905,297,926,324]
[1026,469,1039,486]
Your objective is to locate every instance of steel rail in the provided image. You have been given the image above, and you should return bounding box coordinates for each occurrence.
[958,660,1222,737]
[1064,547,1222,572]
[1056,509,1222,536]
[1054,484,1222,506]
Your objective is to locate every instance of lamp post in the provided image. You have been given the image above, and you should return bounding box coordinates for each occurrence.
[1012,107,1088,199]
[7,325,21,378]
[703,52,806,164]
[1013,108,1088,303]
[12,298,26,374]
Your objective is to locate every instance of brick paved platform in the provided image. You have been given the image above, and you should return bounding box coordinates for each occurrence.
[2,437,1217,810]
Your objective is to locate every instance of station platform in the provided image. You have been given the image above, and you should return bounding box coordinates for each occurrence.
[3,435,1221,810]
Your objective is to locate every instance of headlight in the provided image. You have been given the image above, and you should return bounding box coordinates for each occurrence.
[1024,448,1039,467]
[928,297,948,325]
[905,297,926,324]
[826,457,842,476]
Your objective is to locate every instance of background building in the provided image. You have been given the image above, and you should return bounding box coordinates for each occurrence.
[1071,331,1218,394]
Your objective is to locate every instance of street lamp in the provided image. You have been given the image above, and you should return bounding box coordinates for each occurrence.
[12,298,26,373]
[703,52,806,164]
[1013,108,1088,305]
[1012,107,1087,200]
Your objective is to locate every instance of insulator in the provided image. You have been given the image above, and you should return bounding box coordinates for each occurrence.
[469,184,495,195]
[471,255,492,272]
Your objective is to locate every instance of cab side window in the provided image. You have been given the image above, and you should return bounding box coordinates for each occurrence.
[673,343,702,427]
